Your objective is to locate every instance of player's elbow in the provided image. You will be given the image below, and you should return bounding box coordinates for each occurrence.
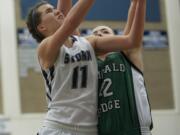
[128,34,143,49]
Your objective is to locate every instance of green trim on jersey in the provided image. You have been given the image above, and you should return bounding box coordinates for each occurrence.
[97,52,141,135]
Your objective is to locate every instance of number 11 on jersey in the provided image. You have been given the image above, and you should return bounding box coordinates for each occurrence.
[72,65,88,89]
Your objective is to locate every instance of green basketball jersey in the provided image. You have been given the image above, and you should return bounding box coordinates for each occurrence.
[97,52,152,135]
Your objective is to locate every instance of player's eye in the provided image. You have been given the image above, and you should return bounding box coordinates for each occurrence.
[93,31,98,35]
[46,8,53,14]
[103,30,110,34]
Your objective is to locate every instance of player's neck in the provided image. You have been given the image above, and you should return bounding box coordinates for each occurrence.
[98,52,116,60]
[98,54,107,60]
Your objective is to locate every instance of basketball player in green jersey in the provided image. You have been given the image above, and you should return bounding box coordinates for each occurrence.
[92,0,153,135]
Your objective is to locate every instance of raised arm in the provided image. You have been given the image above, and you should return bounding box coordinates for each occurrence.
[57,0,80,35]
[51,0,94,44]
[120,0,145,71]
[88,0,146,55]
[124,0,146,71]
[57,0,72,16]
[39,0,94,69]
[123,0,138,35]
[126,0,146,49]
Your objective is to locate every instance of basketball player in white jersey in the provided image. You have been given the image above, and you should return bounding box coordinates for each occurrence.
[26,0,146,134]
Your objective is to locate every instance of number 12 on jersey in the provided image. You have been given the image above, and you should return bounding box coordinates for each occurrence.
[99,78,113,97]
[72,65,88,89]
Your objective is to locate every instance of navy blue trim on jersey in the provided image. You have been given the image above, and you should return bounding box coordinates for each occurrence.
[41,66,55,101]
[121,52,143,76]
[49,66,55,81]
[42,69,52,101]
[46,93,52,101]
[70,35,77,43]
[42,69,52,93]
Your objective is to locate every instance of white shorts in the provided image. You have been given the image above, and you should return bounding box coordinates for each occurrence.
[37,121,97,135]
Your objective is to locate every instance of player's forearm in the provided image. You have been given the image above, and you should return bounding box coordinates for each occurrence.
[57,0,72,16]
[53,0,94,45]
[57,0,80,35]
[123,0,137,35]
[128,0,146,48]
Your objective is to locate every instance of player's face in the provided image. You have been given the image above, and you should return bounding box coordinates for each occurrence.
[37,4,64,35]
[92,26,114,37]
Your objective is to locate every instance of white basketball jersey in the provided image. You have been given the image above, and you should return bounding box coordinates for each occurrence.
[41,36,98,126]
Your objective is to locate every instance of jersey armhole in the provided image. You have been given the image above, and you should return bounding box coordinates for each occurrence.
[121,52,143,76]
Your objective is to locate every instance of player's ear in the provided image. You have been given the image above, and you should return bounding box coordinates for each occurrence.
[37,24,46,33]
